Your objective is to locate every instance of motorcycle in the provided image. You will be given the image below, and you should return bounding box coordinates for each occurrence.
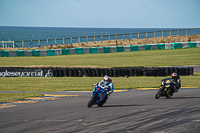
[87,84,109,108]
[155,78,175,99]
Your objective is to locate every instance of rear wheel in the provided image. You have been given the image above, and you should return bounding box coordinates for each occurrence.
[166,93,171,98]
[155,88,162,99]
[166,88,173,98]
[97,96,107,107]
[87,95,96,108]
[97,102,104,107]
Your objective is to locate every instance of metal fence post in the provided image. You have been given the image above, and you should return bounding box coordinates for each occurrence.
[116,34,117,44]
[195,28,196,34]
[178,29,179,36]
[2,42,4,48]
[101,35,103,43]
[154,31,156,38]
[55,38,56,45]
[146,32,147,39]
[38,40,40,47]
[94,35,95,44]
[31,40,32,48]
[21,41,23,48]
[123,34,125,42]
[63,38,64,45]
[130,33,132,41]
[186,29,187,36]
[109,35,110,43]
[162,31,163,38]
[138,32,139,39]
[78,37,80,45]
[47,39,48,46]
[86,36,88,44]
[71,37,72,44]
[13,41,14,48]
[170,30,171,37]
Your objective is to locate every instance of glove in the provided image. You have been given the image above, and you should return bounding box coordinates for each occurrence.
[106,91,110,95]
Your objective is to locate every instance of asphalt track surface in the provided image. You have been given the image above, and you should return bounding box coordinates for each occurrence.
[0,88,200,133]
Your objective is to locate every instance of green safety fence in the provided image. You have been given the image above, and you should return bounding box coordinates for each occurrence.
[0,42,199,57]
[1,51,9,57]
[116,46,124,52]
[90,47,97,54]
[172,43,182,49]
[189,42,196,48]
[16,50,24,57]
[158,44,165,49]
[62,49,69,55]
[47,49,55,56]
[104,47,110,53]
[144,44,151,50]
[32,50,40,56]
[76,48,83,54]
[131,45,138,51]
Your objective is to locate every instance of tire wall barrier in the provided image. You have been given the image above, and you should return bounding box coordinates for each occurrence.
[0,41,200,57]
[0,66,193,77]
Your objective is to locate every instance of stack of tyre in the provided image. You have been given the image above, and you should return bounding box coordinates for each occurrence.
[52,66,193,77]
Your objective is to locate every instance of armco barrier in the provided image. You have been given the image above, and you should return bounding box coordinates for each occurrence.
[16,50,24,57]
[62,49,69,55]
[131,45,138,51]
[0,66,194,77]
[0,41,199,57]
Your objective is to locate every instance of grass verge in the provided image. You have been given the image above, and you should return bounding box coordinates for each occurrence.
[0,48,200,67]
[0,72,199,91]
[0,93,43,102]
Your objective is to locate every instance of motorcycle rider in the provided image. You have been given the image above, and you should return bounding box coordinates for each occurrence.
[170,72,181,92]
[97,75,114,97]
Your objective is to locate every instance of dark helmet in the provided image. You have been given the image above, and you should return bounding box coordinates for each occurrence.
[171,72,178,79]
[103,75,110,85]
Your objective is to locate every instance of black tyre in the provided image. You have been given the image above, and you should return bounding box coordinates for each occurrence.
[155,88,162,99]
[87,95,96,108]
[97,101,104,107]
[166,93,172,98]
[97,96,107,107]
[166,88,173,98]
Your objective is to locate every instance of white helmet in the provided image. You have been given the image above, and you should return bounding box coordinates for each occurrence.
[103,75,110,85]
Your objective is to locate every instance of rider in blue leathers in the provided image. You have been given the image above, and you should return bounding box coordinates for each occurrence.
[97,75,114,96]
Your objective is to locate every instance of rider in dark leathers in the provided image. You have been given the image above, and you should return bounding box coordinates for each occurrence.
[170,72,181,92]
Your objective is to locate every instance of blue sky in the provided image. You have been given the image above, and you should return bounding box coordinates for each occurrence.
[0,0,200,28]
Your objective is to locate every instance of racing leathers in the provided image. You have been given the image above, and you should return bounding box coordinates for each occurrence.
[171,75,181,92]
[97,79,114,96]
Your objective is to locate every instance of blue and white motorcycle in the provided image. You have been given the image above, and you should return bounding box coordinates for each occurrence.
[87,84,109,108]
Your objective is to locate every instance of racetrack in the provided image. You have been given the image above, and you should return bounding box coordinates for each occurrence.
[0,88,200,133]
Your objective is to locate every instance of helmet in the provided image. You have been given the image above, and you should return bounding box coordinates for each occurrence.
[103,75,110,85]
[171,72,178,79]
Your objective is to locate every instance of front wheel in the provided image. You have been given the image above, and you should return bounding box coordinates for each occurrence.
[155,88,162,99]
[87,95,96,108]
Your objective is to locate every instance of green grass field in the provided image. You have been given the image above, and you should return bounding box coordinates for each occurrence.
[0,48,200,67]
[0,48,200,102]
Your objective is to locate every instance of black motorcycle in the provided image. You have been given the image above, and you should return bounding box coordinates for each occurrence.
[155,78,175,99]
